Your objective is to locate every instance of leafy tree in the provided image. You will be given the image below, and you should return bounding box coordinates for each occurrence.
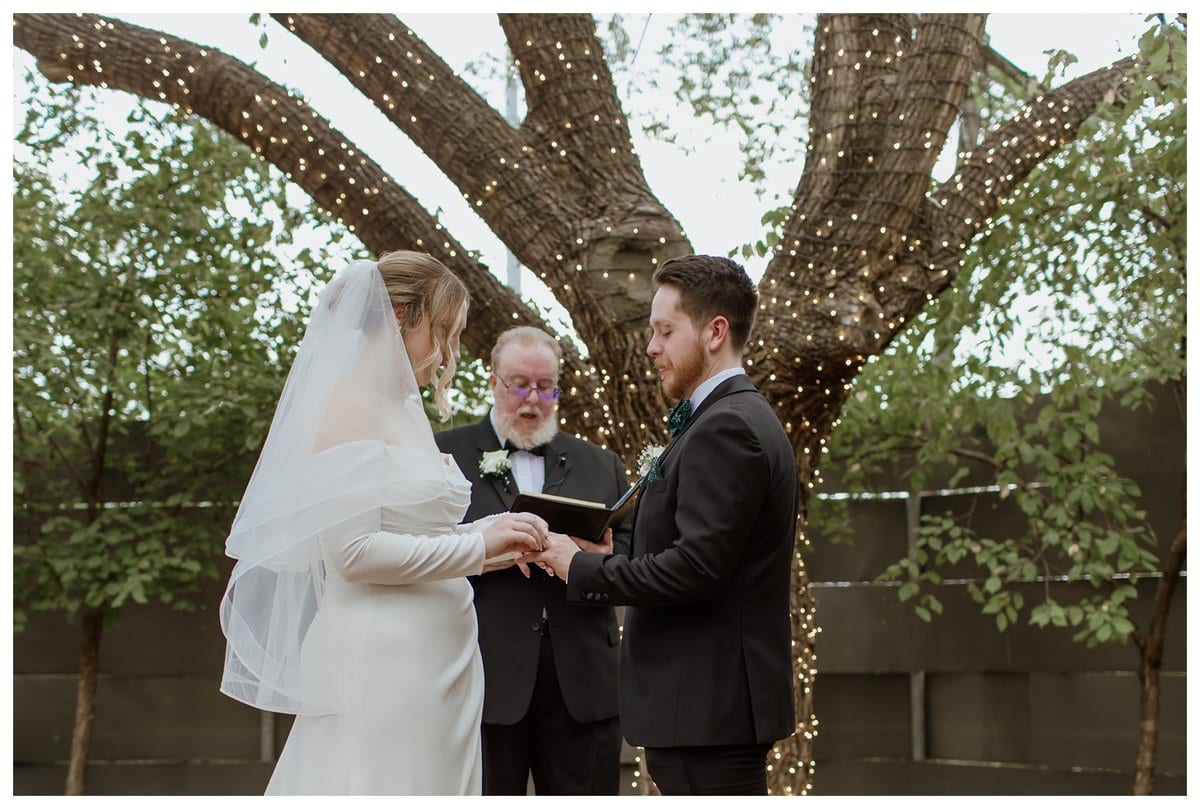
[12,74,357,794]
[429,347,493,430]
[808,18,1185,794]
[13,12,1168,795]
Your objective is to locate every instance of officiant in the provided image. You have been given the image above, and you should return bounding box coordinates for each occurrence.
[435,326,632,795]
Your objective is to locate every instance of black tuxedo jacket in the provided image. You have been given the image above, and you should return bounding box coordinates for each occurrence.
[567,374,799,747]
[435,414,633,725]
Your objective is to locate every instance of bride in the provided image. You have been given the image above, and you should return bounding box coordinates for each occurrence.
[218,251,548,794]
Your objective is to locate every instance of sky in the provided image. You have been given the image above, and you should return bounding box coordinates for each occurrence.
[9,11,1151,314]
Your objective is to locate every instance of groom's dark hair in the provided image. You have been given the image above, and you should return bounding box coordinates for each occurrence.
[653,254,758,352]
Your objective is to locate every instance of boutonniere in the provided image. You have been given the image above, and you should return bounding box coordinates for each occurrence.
[479,449,512,478]
[637,444,666,483]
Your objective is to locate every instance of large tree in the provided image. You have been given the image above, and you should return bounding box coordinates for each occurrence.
[14,12,1159,795]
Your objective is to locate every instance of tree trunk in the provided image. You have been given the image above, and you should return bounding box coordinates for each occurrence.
[64,609,104,795]
[1132,494,1186,794]
[1133,661,1160,795]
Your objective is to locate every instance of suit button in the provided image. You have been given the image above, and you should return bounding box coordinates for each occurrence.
[530,622,541,632]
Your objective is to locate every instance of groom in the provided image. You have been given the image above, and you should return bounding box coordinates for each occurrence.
[435,326,632,795]
[526,255,799,795]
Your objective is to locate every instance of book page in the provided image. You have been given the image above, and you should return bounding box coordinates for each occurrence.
[518,491,606,509]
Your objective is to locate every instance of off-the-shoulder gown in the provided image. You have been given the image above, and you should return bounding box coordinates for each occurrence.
[265,441,488,795]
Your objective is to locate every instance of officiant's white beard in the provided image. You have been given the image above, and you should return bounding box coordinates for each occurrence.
[496,406,559,450]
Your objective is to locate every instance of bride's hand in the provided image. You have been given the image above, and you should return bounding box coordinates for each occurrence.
[481,556,533,578]
[482,512,548,559]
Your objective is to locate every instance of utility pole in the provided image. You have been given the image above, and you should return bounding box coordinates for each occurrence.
[504,53,521,294]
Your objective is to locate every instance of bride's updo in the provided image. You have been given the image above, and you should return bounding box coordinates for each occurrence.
[377,250,468,422]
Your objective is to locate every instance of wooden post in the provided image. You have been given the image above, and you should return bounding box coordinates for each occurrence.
[906,491,927,762]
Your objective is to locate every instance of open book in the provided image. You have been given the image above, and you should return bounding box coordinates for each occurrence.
[511,478,644,543]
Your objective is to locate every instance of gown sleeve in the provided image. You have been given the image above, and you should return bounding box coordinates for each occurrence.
[321,523,484,580]
[321,524,488,585]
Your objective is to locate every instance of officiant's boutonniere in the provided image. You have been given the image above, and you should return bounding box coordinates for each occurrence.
[479,449,512,478]
[637,444,666,483]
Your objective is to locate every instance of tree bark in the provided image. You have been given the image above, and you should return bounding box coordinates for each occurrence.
[1131,496,1186,794]
[271,12,688,447]
[64,609,104,795]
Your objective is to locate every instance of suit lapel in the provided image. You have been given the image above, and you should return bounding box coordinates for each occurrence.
[473,418,518,510]
[541,434,569,494]
[682,373,755,435]
[657,374,756,464]
[631,375,756,555]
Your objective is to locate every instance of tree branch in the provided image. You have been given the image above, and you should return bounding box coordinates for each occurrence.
[267,13,682,447]
[12,13,580,403]
[927,56,1137,287]
[948,445,1051,505]
[499,14,646,197]
[1136,487,1187,662]
[22,408,89,495]
[270,13,579,263]
[982,42,1039,93]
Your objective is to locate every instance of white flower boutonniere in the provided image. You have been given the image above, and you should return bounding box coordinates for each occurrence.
[479,449,512,478]
[637,444,666,480]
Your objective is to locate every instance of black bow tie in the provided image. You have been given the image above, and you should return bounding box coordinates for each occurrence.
[503,441,547,457]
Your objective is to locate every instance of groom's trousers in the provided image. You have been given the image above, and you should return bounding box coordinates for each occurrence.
[643,743,772,795]
[481,622,622,795]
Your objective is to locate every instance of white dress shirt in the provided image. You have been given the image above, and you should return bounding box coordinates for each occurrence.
[689,366,747,412]
[488,409,546,494]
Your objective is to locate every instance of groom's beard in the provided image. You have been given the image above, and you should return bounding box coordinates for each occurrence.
[497,405,559,450]
[662,338,708,401]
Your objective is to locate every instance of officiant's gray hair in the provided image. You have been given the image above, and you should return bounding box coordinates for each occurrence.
[490,326,563,373]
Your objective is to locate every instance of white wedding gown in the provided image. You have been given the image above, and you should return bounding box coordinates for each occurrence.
[264,442,488,795]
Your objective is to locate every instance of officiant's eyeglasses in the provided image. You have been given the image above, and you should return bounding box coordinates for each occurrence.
[497,376,562,401]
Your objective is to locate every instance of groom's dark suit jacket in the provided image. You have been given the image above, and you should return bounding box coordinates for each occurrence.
[566,374,798,747]
[435,415,633,725]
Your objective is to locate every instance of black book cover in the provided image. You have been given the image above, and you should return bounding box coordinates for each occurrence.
[511,478,644,542]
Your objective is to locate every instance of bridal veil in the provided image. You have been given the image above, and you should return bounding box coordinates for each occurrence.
[219,258,446,714]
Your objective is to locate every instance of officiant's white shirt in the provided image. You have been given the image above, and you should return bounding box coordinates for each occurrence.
[489,409,546,493]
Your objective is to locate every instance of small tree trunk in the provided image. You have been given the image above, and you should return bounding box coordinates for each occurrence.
[64,609,104,796]
[1132,501,1186,794]
[1133,659,1160,795]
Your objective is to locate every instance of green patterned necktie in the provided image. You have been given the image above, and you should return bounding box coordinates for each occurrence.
[667,399,693,437]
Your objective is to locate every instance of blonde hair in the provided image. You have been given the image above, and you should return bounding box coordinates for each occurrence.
[490,326,563,375]
[377,250,469,422]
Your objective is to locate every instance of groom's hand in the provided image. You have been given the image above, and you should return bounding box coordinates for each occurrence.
[569,527,613,556]
[519,532,581,582]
